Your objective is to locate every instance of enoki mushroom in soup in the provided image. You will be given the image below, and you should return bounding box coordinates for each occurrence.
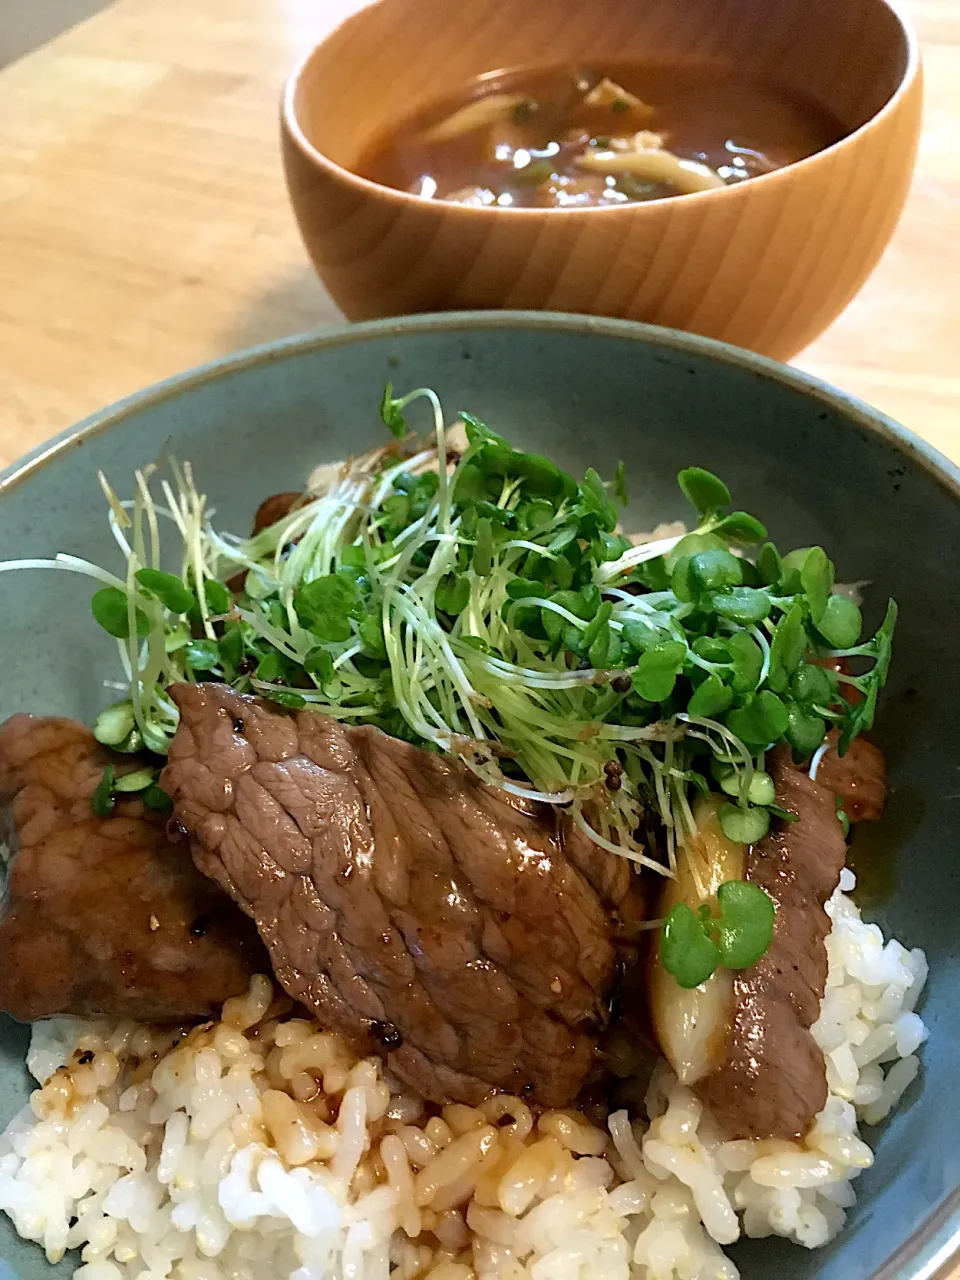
[357,62,847,207]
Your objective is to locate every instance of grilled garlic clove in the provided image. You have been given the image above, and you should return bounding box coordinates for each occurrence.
[648,797,744,1085]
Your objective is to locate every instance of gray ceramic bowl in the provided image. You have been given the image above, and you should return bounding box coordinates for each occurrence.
[0,314,957,1280]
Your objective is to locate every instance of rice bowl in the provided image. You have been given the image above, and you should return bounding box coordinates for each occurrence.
[0,314,957,1280]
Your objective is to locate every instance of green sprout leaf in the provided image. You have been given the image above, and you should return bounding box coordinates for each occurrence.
[693,636,730,663]
[113,767,157,794]
[718,802,771,844]
[767,603,807,692]
[265,690,307,709]
[713,512,767,544]
[164,623,191,654]
[836,796,851,839]
[436,573,471,615]
[294,572,359,642]
[512,453,566,499]
[667,532,728,571]
[91,765,116,817]
[725,691,789,747]
[632,640,687,703]
[662,879,776,989]
[622,617,671,653]
[613,460,628,506]
[218,624,245,672]
[184,638,221,671]
[380,382,406,438]
[134,568,195,614]
[93,700,136,747]
[580,600,612,653]
[715,880,776,968]
[800,546,834,622]
[817,594,863,648]
[358,611,388,658]
[630,555,670,592]
[592,532,631,564]
[454,463,489,505]
[785,701,827,757]
[91,588,150,640]
[790,663,833,707]
[718,768,775,806]
[506,579,545,601]
[191,577,231,617]
[581,468,618,531]
[589,620,622,669]
[304,645,335,686]
[256,651,286,682]
[471,517,493,577]
[690,549,742,592]
[688,672,733,718]
[671,555,698,603]
[757,541,782,586]
[143,783,173,812]
[711,586,772,624]
[677,467,731,516]
[661,903,721,988]
[726,631,764,693]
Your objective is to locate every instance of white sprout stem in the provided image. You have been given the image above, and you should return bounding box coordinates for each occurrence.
[107,508,134,561]
[747,623,772,685]
[571,803,673,877]
[594,529,690,583]
[0,557,128,591]
[332,643,363,671]
[471,652,613,690]
[809,741,831,780]
[598,723,679,743]
[137,468,162,569]
[501,539,559,559]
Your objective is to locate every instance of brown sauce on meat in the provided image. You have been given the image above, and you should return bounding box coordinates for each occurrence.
[357,63,846,208]
[0,715,267,1023]
[161,682,648,1110]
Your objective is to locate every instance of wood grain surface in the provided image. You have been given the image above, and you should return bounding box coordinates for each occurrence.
[0,0,956,476]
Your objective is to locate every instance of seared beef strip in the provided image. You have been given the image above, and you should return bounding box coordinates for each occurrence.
[810,658,886,822]
[226,492,305,595]
[816,732,887,823]
[161,683,646,1108]
[694,750,847,1140]
[0,715,267,1022]
[252,491,303,535]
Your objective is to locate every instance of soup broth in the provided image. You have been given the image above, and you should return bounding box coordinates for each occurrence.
[358,63,848,208]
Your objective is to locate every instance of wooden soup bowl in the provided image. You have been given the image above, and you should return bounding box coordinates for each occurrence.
[282,0,921,359]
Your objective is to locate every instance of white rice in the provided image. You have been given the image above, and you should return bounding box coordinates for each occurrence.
[0,871,927,1279]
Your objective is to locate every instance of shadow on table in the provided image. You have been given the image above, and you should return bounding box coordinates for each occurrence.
[221,265,345,353]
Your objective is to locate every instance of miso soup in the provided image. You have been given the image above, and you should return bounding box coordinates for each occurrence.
[357,63,847,208]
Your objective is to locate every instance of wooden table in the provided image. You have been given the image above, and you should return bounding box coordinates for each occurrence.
[0,0,957,474]
[0,4,956,1277]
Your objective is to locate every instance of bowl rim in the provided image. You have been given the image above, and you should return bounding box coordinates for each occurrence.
[279,0,921,219]
[2,311,956,508]
[0,311,957,1280]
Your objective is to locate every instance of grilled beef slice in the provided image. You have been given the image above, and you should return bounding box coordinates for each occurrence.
[161,683,645,1108]
[0,715,266,1022]
[695,750,847,1139]
[816,733,887,823]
